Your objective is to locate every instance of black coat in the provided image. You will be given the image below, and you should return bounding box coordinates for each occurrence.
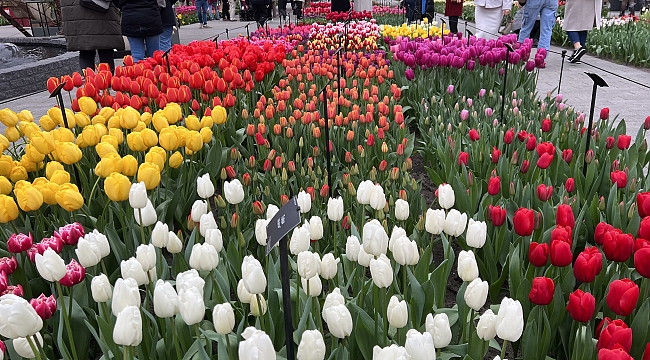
[118,0,163,38]
[160,0,176,27]
[61,0,125,51]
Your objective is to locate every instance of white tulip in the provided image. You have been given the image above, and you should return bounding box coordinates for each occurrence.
[358,246,374,267]
[290,223,311,255]
[388,226,407,253]
[166,232,183,253]
[35,248,66,282]
[386,296,408,329]
[189,243,219,271]
[444,209,467,237]
[212,302,235,334]
[255,219,270,246]
[323,288,345,322]
[297,191,312,213]
[426,313,452,348]
[191,200,208,222]
[356,180,374,205]
[121,257,149,285]
[205,228,223,252]
[250,294,267,316]
[322,304,353,338]
[223,179,244,205]
[178,287,205,325]
[466,219,487,248]
[309,216,324,240]
[394,199,410,221]
[301,275,322,297]
[153,280,179,318]
[457,250,479,282]
[437,183,455,209]
[320,253,340,280]
[363,219,389,257]
[129,181,147,209]
[266,204,280,220]
[405,329,436,360]
[86,229,110,258]
[136,244,156,272]
[476,309,498,341]
[464,278,489,311]
[75,237,103,268]
[199,212,218,237]
[13,333,43,359]
[175,269,205,297]
[369,184,386,211]
[111,278,140,316]
[238,327,276,360]
[494,297,524,342]
[91,273,112,303]
[372,344,409,360]
[113,306,143,346]
[237,279,253,304]
[134,199,157,227]
[241,255,266,294]
[196,173,215,199]
[297,251,321,279]
[392,236,419,266]
[425,209,445,235]
[346,235,361,262]
[327,197,344,221]
[151,221,169,248]
[370,254,393,288]
[0,294,43,338]
[297,330,326,360]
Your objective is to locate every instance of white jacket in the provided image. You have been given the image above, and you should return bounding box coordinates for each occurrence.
[475,0,511,10]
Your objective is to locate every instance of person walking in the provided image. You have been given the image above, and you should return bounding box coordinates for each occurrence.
[160,0,176,51]
[60,0,124,72]
[445,0,463,33]
[222,0,231,19]
[474,0,511,39]
[119,0,162,62]
[251,0,269,26]
[229,0,237,20]
[196,0,211,27]
[563,0,601,63]
[516,0,556,50]
[208,0,221,19]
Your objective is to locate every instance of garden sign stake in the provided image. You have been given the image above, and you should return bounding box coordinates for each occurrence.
[163,47,172,75]
[558,50,567,94]
[50,82,83,192]
[583,72,608,176]
[499,42,514,125]
[320,78,334,199]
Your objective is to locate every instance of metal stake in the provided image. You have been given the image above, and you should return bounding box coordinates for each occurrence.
[583,72,609,176]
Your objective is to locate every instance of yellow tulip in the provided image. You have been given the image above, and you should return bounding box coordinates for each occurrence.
[25,144,45,163]
[200,127,213,144]
[107,115,120,129]
[9,165,27,182]
[119,155,138,176]
[141,128,158,148]
[0,176,12,195]
[133,121,146,132]
[185,130,203,152]
[65,109,77,128]
[39,115,58,131]
[81,126,100,147]
[152,113,169,132]
[13,180,29,191]
[104,172,131,202]
[56,142,83,165]
[51,128,75,143]
[74,112,91,128]
[94,154,121,178]
[47,107,64,128]
[31,131,56,155]
[76,134,89,148]
[120,107,140,129]
[169,151,183,169]
[20,156,42,173]
[0,108,18,127]
[141,112,152,126]
[19,122,40,138]
[99,107,115,120]
[17,110,34,123]
[15,185,43,212]
[50,169,71,185]
[185,115,201,131]
[33,177,59,205]
[213,106,227,125]
[94,123,108,138]
[145,147,166,171]
[159,127,179,151]
[137,162,161,190]
[0,155,13,176]
[5,127,20,142]
[96,141,118,158]
[78,96,97,116]
[46,161,64,179]
[0,194,19,223]
[164,104,181,124]
[108,128,124,144]
[56,183,84,211]
[91,114,107,125]
[0,134,9,152]
[176,126,188,148]
[126,132,147,152]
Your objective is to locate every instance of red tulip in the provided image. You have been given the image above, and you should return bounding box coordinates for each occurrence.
[566,289,595,322]
[514,208,534,236]
[520,160,530,173]
[574,247,602,283]
[595,222,615,245]
[504,128,515,144]
[0,257,18,276]
[458,152,469,166]
[565,178,575,193]
[529,277,555,305]
[597,319,632,352]
[562,149,573,163]
[0,337,5,356]
[59,259,86,287]
[643,342,650,360]
[603,232,634,262]
[529,242,549,267]
[634,246,650,278]
[488,176,501,196]
[637,192,650,218]
[640,217,650,241]
[550,239,572,267]
[598,347,633,360]
[54,222,85,246]
[606,136,615,149]
[611,171,627,188]
[600,107,610,120]
[552,226,572,244]
[469,129,480,141]
[636,238,650,252]
[617,135,631,150]
[537,153,554,169]
[47,77,60,93]
[0,271,6,294]
[536,142,556,156]
[536,184,552,202]
[606,279,639,317]
[488,205,506,226]
[29,293,57,320]
[7,233,33,253]
[36,236,64,255]
[556,204,575,229]
[1,284,23,297]
[542,118,551,132]
[517,130,528,142]
[526,135,537,151]
[491,147,501,164]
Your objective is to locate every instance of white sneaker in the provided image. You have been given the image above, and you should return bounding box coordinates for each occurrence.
[199,23,204,28]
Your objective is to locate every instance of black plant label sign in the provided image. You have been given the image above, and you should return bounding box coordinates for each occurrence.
[266,196,301,255]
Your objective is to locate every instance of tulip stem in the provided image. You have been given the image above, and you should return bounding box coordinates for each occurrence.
[402,265,408,297]
[331,334,338,356]
[138,208,146,244]
[100,259,108,277]
[123,345,128,360]
[27,335,43,360]
[373,285,378,343]
[382,289,388,346]
[56,281,79,360]
[194,324,208,354]
[501,340,509,360]
[10,220,19,235]
[225,333,233,360]
[171,317,183,359]
[88,175,100,202]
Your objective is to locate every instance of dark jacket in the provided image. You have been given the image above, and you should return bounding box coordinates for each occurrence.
[60,0,125,51]
[118,0,163,38]
[161,0,176,27]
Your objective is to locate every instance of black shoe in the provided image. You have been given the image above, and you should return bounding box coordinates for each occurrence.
[566,49,578,62]
[570,46,587,63]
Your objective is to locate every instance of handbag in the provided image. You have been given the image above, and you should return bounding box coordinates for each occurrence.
[80,0,111,13]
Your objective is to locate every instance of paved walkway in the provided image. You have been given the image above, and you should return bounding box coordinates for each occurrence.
[1,17,649,141]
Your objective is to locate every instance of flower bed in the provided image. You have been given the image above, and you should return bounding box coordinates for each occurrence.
[176,5,200,26]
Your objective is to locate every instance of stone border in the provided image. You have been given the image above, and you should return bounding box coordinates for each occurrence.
[0,37,78,101]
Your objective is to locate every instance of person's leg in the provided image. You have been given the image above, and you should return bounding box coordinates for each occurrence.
[579,31,587,47]
[214,3,220,18]
[202,1,211,25]
[229,0,236,19]
[97,49,115,71]
[160,26,173,52]
[144,34,161,58]
[449,16,458,33]
[518,0,542,44]
[620,0,628,15]
[78,50,96,72]
[127,37,146,62]
[537,0,557,50]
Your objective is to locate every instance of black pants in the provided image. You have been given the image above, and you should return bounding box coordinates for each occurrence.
[278,0,286,17]
[252,3,268,25]
[79,49,114,72]
[222,1,230,19]
[449,15,458,33]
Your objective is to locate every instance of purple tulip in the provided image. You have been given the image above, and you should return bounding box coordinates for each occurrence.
[485,108,493,117]
[479,89,486,97]
[447,85,455,94]
[525,60,536,72]
[405,68,415,81]
[467,98,472,107]
[556,94,563,103]
[466,60,475,71]
[460,109,469,121]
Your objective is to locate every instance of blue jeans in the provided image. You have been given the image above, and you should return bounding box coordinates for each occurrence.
[160,26,173,52]
[210,3,220,19]
[518,0,557,50]
[567,30,588,47]
[196,0,209,24]
[127,35,160,62]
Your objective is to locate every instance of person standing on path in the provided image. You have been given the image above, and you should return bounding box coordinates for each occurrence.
[445,0,463,33]
[516,0,557,51]
[196,0,211,27]
[160,0,176,51]
[229,0,237,20]
[251,0,270,26]
[119,0,163,62]
[60,0,124,72]
[474,0,511,39]
[562,0,601,63]
[208,0,221,19]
